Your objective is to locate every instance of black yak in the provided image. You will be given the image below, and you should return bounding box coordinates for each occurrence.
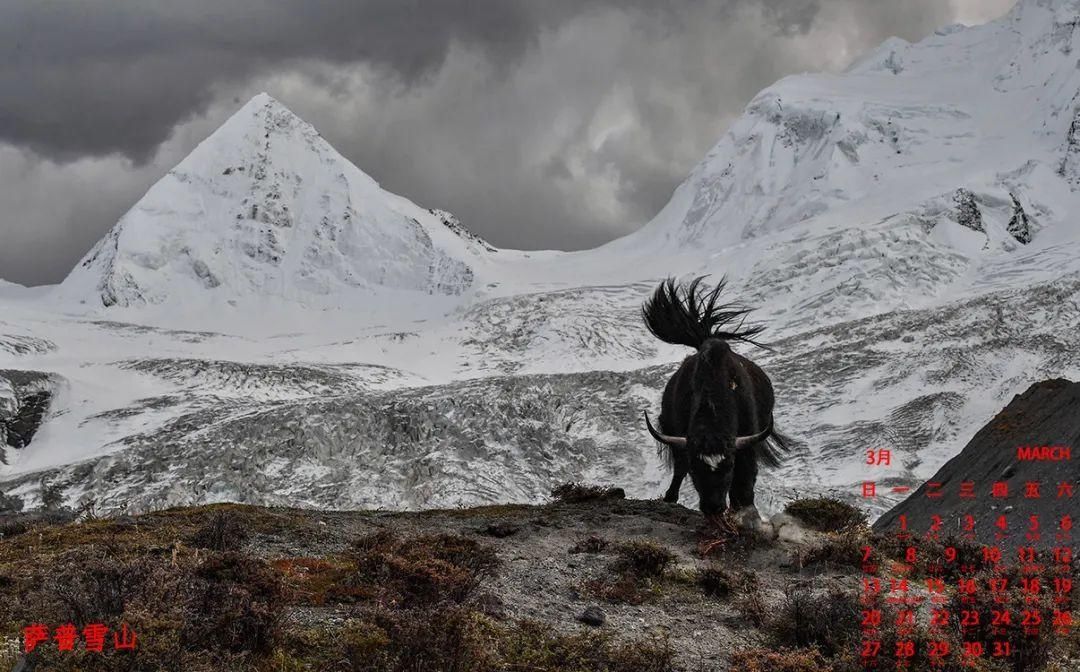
[641,276,790,516]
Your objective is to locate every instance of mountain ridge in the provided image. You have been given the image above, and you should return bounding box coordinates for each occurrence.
[56,93,498,310]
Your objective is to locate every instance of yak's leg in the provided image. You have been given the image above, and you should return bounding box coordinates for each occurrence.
[663,447,690,503]
[727,448,759,510]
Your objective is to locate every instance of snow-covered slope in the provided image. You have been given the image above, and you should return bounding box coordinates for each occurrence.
[57,93,496,310]
[609,0,1080,332]
[3,0,1080,517]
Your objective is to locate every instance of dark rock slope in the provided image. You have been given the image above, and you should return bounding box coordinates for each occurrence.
[0,370,54,453]
[874,379,1080,552]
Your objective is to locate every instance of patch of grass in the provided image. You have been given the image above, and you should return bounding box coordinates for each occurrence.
[348,530,499,608]
[797,524,872,571]
[272,607,675,672]
[0,503,675,670]
[569,534,609,554]
[611,540,675,578]
[580,575,658,606]
[0,504,304,570]
[550,482,625,504]
[274,619,393,671]
[272,555,372,605]
[698,565,737,599]
[732,570,767,626]
[187,510,251,552]
[483,617,674,672]
[870,532,997,581]
[0,509,76,540]
[940,562,1075,672]
[784,498,867,533]
[767,587,862,657]
[2,546,284,671]
[579,539,676,605]
[729,647,832,672]
[274,531,502,610]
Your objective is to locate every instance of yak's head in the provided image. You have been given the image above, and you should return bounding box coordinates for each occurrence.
[645,339,771,515]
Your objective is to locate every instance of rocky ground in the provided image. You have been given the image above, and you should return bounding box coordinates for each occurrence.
[0,489,1076,671]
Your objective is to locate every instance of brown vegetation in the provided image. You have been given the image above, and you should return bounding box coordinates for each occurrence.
[784,497,867,533]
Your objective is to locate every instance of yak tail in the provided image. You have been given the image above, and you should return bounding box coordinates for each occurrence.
[641,275,771,351]
[755,426,793,469]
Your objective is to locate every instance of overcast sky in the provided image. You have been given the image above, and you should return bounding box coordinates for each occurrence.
[0,0,1016,286]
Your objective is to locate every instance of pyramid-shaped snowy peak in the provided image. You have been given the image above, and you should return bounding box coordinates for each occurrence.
[60,93,495,308]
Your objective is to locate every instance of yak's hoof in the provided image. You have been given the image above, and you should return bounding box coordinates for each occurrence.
[731,505,765,531]
[663,494,679,504]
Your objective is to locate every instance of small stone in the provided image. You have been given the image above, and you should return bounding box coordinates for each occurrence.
[482,522,520,538]
[577,606,606,627]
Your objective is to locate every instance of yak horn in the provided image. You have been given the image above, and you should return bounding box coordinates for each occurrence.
[643,411,687,448]
[734,422,772,451]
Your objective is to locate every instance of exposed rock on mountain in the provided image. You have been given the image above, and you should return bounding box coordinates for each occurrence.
[0,370,54,453]
[874,379,1080,552]
[953,188,985,234]
[1007,192,1034,244]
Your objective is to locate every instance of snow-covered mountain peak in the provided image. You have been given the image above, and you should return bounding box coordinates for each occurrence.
[616,0,1080,330]
[57,93,496,311]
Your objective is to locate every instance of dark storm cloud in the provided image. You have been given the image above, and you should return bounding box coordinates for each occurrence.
[0,0,1011,285]
[0,0,713,161]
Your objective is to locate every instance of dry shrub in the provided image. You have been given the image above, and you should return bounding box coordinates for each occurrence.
[940,562,1075,672]
[486,618,674,672]
[699,565,737,599]
[182,552,284,655]
[733,570,768,626]
[798,524,872,571]
[360,605,483,671]
[273,607,675,672]
[7,547,284,671]
[784,498,867,533]
[550,482,626,504]
[729,647,831,672]
[611,540,675,578]
[272,555,373,605]
[348,530,499,608]
[580,539,675,605]
[871,532,995,581]
[581,574,655,606]
[569,534,609,554]
[767,587,862,657]
[0,509,76,539]
[187,510,250,552]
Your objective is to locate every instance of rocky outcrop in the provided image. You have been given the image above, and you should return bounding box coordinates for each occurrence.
[1006,192,1034,244]
[1059,106,1080,187]
[0,370,55,453]
[952,188,984,233]
[874,379,1080,551]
